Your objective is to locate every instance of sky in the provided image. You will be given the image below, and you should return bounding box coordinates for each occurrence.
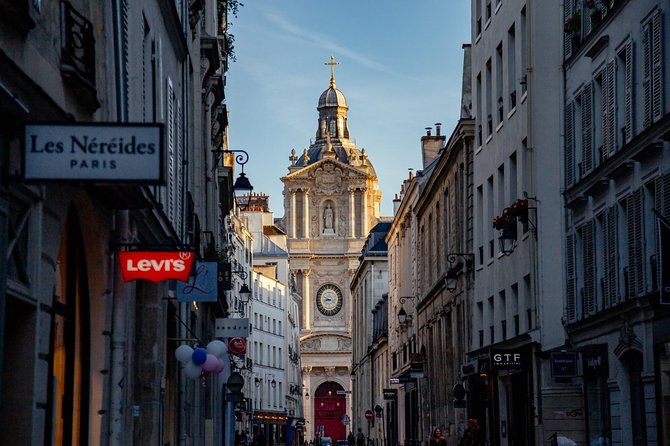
[225,1,472,217]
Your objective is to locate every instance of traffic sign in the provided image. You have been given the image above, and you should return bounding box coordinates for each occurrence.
[365,410,374,421]
[342,415,350,425]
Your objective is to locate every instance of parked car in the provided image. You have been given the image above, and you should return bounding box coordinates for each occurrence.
[320,437,332,446]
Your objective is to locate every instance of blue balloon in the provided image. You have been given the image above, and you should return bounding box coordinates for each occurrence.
[192,347,207,365]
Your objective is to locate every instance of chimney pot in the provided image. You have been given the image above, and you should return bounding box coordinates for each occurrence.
[435,123,442,136]
[425,127,432,136]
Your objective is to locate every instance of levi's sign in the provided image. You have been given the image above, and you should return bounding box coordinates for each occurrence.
[24,123,164,182]
[119,251,194,282]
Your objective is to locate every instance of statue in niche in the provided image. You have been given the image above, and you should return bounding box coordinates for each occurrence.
[323,204,335,234]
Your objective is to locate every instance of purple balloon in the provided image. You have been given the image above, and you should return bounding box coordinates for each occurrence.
[192,347,207,365]
[202,354,220,372]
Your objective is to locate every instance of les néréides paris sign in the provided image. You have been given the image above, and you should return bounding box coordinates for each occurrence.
[24,123,164,182]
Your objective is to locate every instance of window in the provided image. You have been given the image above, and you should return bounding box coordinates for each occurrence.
[476,72,483,146]
[476,0,482,36]
[507,24,517,110]
[616,41,633,146]
[642,9,663,129]
[485,0,492,23]
[486,59,493,135]
[487,176,494,258]
[509,152,517,203]
[496,43,504,124]
[520,6,528,94]
[626,189,645,297]
[565,101,575,187]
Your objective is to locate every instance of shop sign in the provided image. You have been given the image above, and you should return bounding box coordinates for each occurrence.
[491,349,526,370]
[228,337,247,355]
[119,251,194,282]
[215,318,251,338]
[583,347,609,378]
[177,261,218,302]
[550,352,577,377]
[383,388,398,400]
[24,123,164,182]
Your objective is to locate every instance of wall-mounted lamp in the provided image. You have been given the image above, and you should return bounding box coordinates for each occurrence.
[445,253,475,292]
[239,283,252,303]
[397,296,417,326]
[498,222,518,256]
[212,148,254,210]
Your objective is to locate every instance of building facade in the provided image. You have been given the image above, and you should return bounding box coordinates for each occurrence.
[470,0,566,444]
[282,63,381,442]
[351,221,391,444]
[0,1,240,445]
[563,0,670,444]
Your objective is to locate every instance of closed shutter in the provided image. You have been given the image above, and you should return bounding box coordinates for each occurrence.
[656,174,670,293]
[605,60,616,157]
[176,99,183,231]
[564,0,573,59]
[582,221,596,316]
[643,20,652,128]
[651,10,663,123]
[604,206,618,307]
[565,101,575,187]
[167,79,175,223]
[581,84,593,174]
[627,189,645,297]
[624,41,633,144]
[566,233,577,322]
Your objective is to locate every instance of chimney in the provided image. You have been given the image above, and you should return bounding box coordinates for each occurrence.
[393,193,401,215]
[420,124,446,168]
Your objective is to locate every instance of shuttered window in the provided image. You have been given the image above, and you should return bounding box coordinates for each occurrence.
[565,102,575,187]
[655,174,670,291]
[604,60,616,158]
[166,79,175,224]
[623,41,633,144]
[564,0,574,59]
[643,10,663,128]
[581,84,593,175]
[566,233,577,322]
[626,189,645,297]
[580,221,596,316]
[603,206,618,308]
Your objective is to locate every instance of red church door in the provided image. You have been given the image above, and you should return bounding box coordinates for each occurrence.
[314,382,346,441]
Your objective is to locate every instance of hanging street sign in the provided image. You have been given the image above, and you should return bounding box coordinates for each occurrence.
[24,122,164,182]
[118,251,194,282]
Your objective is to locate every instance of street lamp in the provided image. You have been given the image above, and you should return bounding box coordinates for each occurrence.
[239,283,252,303]
[498,223,517,256]
[397,296,416,326]
[444,253,475,292]
[212,148,254,210]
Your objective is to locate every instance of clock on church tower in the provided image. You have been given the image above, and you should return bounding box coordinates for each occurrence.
[315,284,343,316]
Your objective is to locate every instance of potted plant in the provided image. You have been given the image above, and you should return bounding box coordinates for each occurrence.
[564,10,581,36]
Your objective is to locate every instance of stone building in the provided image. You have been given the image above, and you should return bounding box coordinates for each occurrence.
[0,1,238,445]
[281,60,381,442]
[562,0,670,444]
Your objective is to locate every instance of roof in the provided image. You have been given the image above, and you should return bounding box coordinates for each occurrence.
[318,86,348,109]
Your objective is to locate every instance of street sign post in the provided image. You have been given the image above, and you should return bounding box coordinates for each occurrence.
[342,415,350,425]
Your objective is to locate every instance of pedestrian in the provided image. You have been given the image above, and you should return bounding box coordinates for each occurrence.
[347,431,356,446]
[459,419,482,446]
[356,428,365,446]
[430,427,447,446]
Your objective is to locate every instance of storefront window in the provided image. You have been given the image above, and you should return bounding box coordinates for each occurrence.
[583,346,611,446]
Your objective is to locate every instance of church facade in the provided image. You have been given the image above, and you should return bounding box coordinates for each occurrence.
[281,59,381,441]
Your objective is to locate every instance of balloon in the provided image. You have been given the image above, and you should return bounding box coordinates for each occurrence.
[206,340,227,358]
[175,345,194,363]
[192,347,207,365]
[215,359,225,373]
[184,361,202,379]
[202,354,220,372]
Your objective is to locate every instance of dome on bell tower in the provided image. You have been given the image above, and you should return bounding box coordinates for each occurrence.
[318,86,348,109]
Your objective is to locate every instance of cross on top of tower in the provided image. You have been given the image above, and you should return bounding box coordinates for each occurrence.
[324,55,340,88]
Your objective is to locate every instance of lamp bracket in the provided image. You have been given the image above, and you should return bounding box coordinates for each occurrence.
[399,296,417,305]
[212,148,250,172]
[232,270,248,280]
[446,253,475,267]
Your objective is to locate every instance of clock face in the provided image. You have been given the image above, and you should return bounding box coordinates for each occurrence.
[316,284,343,316]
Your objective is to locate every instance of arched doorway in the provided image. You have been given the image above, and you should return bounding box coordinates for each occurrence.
[314,381,346,441]
[45,205,91,445]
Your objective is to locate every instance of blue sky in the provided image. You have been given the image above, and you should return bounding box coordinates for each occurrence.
[226,1,471,216]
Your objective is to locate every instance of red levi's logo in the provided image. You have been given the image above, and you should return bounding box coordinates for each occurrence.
[119,251,194,282]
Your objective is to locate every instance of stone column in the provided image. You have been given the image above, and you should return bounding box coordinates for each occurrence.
[290,190,296,238]
[303,270,311,330]
[361,187,368,237]
[303,189,310,239]
[348,188,356,238]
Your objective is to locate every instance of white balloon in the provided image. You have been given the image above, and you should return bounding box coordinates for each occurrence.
[184,361,202,379]
[175,345,194,363]
[206,340,227,358]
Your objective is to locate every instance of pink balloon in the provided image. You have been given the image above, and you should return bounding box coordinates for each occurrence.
[202,353,219,372]
[215,358,225,373]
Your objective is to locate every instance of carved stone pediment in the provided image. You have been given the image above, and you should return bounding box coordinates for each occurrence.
[301,333,352,353]
[313,163,343,194]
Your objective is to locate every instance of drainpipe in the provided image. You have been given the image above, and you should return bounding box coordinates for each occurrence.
[108,209,132,446]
